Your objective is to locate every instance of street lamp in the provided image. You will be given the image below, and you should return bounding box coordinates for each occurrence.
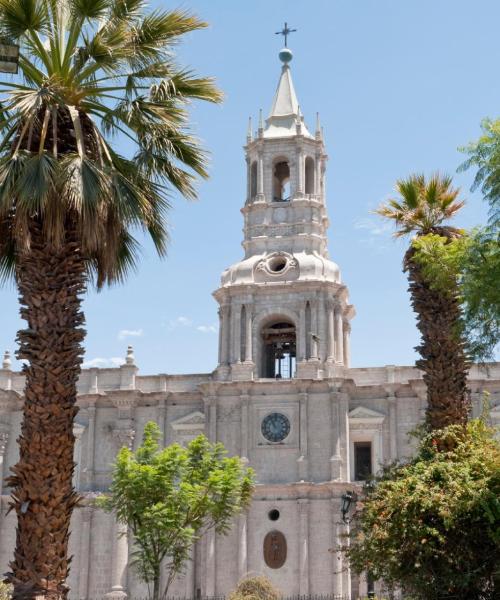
[340,490,357,523]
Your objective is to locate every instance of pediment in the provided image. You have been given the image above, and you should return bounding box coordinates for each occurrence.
[348,406,385,424]
[171,411,206,431]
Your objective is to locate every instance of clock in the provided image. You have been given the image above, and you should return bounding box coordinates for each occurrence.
[261,412,291,443]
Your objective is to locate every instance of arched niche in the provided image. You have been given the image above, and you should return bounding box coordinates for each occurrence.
[272,158,291,202]
[305,156,315,195]
[260,319,296,378]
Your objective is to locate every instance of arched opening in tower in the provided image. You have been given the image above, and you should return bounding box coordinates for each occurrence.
[305,156,315,195]
[250,161,258,199]
[261,320,296,378]
[273,160,291,202]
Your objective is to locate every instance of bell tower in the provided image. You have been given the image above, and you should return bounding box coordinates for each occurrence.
[214,45,355,382]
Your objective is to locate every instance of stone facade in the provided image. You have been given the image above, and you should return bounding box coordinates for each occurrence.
[1,50,500,599]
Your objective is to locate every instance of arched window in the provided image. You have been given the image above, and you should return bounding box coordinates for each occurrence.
[261,320,296,378]
[273,160,290,202]
[305,156,315,195]
[250,161,257,199]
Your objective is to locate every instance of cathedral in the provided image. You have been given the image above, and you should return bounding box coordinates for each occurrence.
[0,45,499,600]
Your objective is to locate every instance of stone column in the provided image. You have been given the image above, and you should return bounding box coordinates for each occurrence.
[334,306,344,365]
[310,300,318,360]
[205,529,216,597]
[0,430,8,496]
[299,303,306,360]
[315,155,321,196]
[341,518,352,599]
[329,387,341,480]
[237,512,248,580]
[327,302,335,361]
[205,397,217,443]
[157,398,167,447]
[244,308,253,362]
[217,307,223,364]
[388,392,398,461]
[105,519,129,600]
[343,322,351,368]
[240,394,249,462]
[245,157,251,203]
[296,148,304,196]
[185,546,195,597]
[84,403,96,490]
[73,423,85,489]
[332,500,344,597]
[78,505,93,600]
[232,305,241,364]
[203,396,217,595]
[339,393,350,481]
[298,499,310,595]
[257,151,264,200]
[88,368,98,394]
[297,391,308,481]
[220,305,230,365]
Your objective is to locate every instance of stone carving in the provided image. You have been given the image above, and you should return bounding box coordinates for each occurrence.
[263,530,287,569]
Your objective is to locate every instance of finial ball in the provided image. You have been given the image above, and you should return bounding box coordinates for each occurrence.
[279,47,293,64]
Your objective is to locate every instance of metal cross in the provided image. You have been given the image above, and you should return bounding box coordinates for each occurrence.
[275,22,297,47]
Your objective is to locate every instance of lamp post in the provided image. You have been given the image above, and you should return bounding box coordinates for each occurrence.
[0,41,19,74]
[340,490,357,524]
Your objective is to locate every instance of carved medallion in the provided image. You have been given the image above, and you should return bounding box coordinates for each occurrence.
[263,530,287,569]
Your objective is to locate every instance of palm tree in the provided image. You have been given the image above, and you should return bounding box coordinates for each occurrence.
[0,1,221,597]
[377,173,470,432]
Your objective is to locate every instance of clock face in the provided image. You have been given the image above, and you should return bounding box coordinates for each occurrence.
[261,412,290,443]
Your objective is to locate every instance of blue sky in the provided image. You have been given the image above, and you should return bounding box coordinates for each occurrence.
[0,0,498,374]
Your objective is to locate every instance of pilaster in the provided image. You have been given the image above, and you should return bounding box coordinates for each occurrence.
[297,498,310,595]
[78,504,93,600]
[297,390,309,481]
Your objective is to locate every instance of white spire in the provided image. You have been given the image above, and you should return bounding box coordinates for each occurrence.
[2,350,11,370]
[246,116,253,143]
[125,345,135,366]
[264,50,312,138]
[269,64,299,119]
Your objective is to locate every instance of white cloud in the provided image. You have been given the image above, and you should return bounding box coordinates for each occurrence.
[166,316,193,330]
[117,328,144,341]
[82,357,125,369]
[354,217,392,236]
[197,324,217,334]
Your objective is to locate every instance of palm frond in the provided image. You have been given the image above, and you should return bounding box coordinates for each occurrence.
[376,173,465,238]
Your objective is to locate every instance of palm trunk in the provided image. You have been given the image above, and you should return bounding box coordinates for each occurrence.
[405,244,470,431]
[5,218,86,600]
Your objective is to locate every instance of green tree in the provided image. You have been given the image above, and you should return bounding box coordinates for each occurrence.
[459,117,500,229]
[411,230,500,362]
[98,422,254,600]
[347,419,500,600]
[456,118,500,360]
[376,173,470,431]
[0,1,221,597]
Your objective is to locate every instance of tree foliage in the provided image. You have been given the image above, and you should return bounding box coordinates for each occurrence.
[0,0,222,287]
[459,118,500,229]
[412,230,500,362]
[347,419,500,599]
[97,422,254,600]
